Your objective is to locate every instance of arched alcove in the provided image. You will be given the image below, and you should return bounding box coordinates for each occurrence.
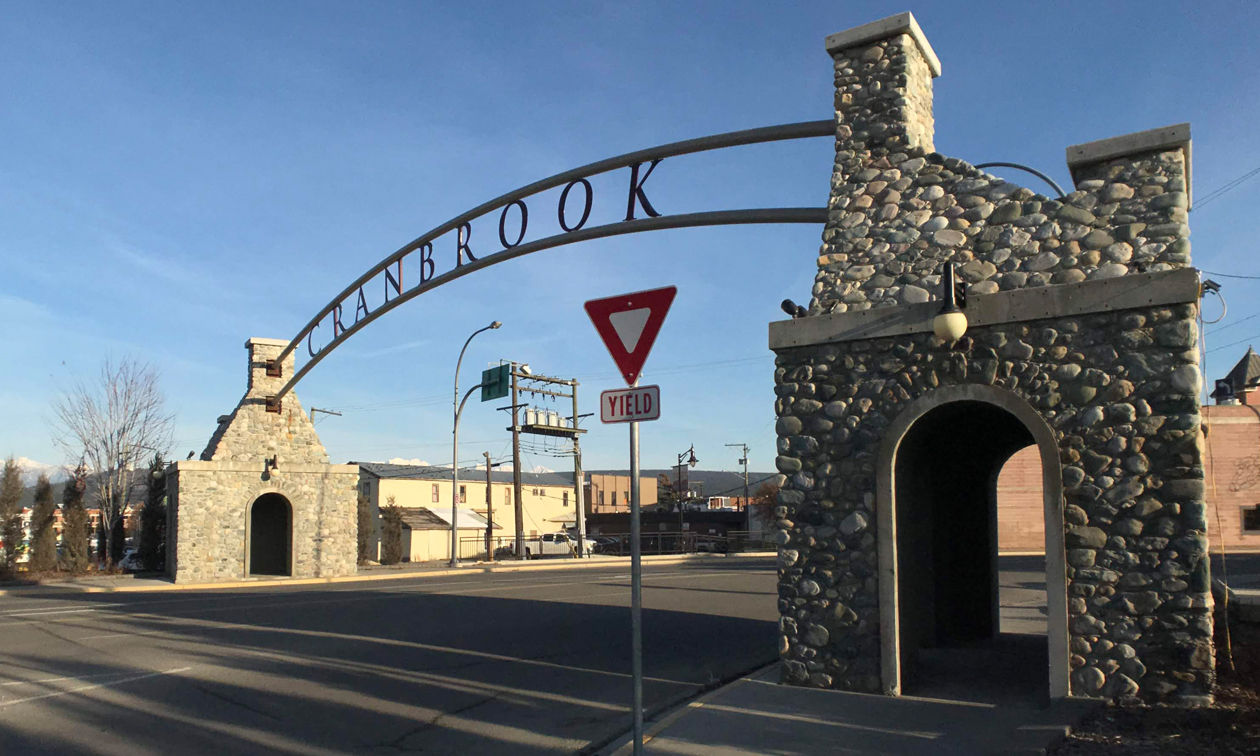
[878,384,1068,701]
[247,492,293,577]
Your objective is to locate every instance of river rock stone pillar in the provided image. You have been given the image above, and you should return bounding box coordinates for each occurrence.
[769,11,1211,704]
[165,338,359,583]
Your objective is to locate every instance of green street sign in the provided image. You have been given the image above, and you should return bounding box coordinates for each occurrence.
[481,364,510,401]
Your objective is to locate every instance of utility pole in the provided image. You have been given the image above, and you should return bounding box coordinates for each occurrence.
[484,451,494,562]
[726,443,750,507]
[511,364,525,560]
[309,407,342,422]
[727,443,750,531]
[572,383,586,558]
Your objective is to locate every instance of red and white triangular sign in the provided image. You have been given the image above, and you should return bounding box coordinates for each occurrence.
[584,286,677,386]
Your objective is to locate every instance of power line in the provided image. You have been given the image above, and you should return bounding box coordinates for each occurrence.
[1195,163,1260,210]
[1208,310,1260,335]
[1206,331,1260,354]
[1201,270,1260,281]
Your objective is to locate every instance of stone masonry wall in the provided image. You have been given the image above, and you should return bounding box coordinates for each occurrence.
[169,463,358,583]
[774,306,1212,702]
[201,339,330,465]
[812,35,1190,316]
[772,14,1209,704]
[168,338,357,583]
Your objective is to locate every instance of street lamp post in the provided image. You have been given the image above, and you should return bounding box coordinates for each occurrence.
[675,445,698,546]
[452,321,502,568]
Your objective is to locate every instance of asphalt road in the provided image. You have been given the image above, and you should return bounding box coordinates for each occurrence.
[0,562,778,756]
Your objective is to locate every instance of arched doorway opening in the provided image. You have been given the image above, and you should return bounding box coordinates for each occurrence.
[879,385,1068,703]
[248,493,292,577]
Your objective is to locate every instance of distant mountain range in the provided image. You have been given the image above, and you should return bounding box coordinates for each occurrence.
[12,457,70,486]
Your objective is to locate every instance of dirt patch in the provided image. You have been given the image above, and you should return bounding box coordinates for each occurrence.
[1051,613,1260,755]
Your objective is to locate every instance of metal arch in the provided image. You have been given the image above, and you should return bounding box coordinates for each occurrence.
[974,162,1067,199]
[275,119,836,367]
[274,207,828,400]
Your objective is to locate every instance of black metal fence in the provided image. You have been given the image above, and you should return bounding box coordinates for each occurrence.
[457,530,774,561]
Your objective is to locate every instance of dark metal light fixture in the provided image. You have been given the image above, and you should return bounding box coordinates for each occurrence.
[781,299,807,319]
[933,263,968,341]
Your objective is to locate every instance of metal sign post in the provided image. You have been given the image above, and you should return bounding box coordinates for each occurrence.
[585,288,676,756]
[628,388,644,755]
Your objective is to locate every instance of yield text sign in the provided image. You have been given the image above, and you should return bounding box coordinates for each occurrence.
[584,286,677,385]
[601,385,661,424]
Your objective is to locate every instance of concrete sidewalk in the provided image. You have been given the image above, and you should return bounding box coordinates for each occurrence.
[600,665,1096,756]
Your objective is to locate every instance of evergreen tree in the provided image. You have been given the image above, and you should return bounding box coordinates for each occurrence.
[28,473,58,572]
[0,457,23,576]
[61,463,91,573]
[356,493,372,565]
[110,515,126,565]
[380,500,403,566]
[138,453,166,571]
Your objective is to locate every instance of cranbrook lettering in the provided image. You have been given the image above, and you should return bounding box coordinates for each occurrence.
[498,200,528,248]
[558,178,593,232]
[625,160,662,221]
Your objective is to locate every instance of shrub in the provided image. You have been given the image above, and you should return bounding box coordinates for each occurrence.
[356,493,372,565]
[380,502,403,566]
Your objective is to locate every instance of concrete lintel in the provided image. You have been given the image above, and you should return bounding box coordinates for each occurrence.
[769,268,1200,351]
[246,337,289,348]
[1066,123,1192,206]
[824,11,941,78]
[173,460,359,474]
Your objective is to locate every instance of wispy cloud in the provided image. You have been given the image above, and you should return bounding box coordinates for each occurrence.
[108,240,194,284]
[350,339,431,359]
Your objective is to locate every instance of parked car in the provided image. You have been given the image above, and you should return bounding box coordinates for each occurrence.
[695,537,728,553]
[507,532,598,559]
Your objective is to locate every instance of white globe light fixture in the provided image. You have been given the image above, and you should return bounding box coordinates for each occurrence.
[932,263,969,342]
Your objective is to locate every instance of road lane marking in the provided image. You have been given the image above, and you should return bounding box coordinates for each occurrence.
[0,671,136,687]
[0,667,191,708]
[0,605,120,617]
[0,568,774,632]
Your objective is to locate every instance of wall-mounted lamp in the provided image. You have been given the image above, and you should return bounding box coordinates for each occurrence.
[932,263,968,342]
[781,299,807,319]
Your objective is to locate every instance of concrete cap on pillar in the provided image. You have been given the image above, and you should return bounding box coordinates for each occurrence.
[1066,123,1192,206]
[245,337,289,348]
[824,11,941,78]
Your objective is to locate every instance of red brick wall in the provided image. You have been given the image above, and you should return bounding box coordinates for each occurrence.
[1200,405,1260,552]
[994,405,1260,553]
[997,446,1045,553]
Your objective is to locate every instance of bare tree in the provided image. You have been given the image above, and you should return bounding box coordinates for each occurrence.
[51,357,174,567]
[750,481,780,529]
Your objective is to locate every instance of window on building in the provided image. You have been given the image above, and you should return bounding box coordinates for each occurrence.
[506,487,511,505]
[1246,505,1260,533]
[540,488,546,497]
[459,485,466,503]
[623,491,630,505]
[600,491,606,506]
[563,492,569,507]
[431,484,439,503]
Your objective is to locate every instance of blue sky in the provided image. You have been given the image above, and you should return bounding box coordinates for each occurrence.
[3,1,1259,478]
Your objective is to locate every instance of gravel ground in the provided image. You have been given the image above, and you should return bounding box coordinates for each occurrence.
[1051,614,1260,755]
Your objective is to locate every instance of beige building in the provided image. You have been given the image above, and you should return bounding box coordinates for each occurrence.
[586,473,658,513]
[357,462,580,562]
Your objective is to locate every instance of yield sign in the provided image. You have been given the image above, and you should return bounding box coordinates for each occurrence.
[584,286,677,386]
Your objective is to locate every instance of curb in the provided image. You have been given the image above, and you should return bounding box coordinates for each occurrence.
[0,551,776,596]
[593,662,779,756]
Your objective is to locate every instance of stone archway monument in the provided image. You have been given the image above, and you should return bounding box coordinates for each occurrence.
[166,339,359,583]
[769,12,1211,703]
